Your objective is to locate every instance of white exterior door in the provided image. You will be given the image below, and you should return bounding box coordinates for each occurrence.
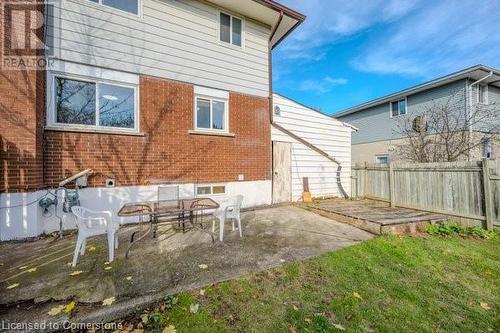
[272,141,292,203]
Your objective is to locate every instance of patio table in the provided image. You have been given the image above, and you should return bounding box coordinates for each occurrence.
[117,198,219,258]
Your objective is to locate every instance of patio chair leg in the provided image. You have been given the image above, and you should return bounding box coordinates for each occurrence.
[219,217,225,242]
[237,217,242,238]
[115,233,119,249]
[231,219,235,231]
[72,236,84,267]
[80,239,86,255]
[107,232,115,263]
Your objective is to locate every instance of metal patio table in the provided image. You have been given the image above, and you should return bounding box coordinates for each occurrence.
[117,198,219,258]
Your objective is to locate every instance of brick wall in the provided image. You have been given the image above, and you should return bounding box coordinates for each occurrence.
[1,1,47,193]
[43,76,271,188]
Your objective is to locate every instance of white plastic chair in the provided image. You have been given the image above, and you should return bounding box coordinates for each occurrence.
[212,195,244,242]
[71,206,119,267]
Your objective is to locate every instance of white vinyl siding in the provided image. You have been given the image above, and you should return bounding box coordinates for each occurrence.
[272,94,353,200]
[48,0,270,97]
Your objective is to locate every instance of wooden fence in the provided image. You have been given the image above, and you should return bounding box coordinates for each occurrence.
[351,159,499,230]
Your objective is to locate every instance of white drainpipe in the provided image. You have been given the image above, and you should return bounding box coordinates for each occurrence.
[467,71,493,160]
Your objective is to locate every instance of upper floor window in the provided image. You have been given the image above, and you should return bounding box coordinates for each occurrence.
[375,154,390,165]
[49,74,138,133]
[477,84,488,105]
[88,0,140,16]
[391,98,407,117]
[220,12,243,47]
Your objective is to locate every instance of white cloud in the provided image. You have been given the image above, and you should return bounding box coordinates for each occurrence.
[277,0,500,77]
[277,0,421,60]
[352,0,500,77]
[299,76,347,94]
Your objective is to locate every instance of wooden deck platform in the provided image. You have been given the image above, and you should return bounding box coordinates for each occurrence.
[302,199,448,235]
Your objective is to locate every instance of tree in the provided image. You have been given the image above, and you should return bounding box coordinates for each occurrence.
[393,89,500,162]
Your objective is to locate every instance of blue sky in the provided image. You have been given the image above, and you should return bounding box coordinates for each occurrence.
[273,0,500,115]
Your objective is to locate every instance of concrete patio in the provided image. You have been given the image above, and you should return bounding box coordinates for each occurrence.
[0,206,372,328]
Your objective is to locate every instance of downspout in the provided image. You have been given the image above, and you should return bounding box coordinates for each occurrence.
[468,71,493,160]
[269,11,283,124]
[272,123,350,199]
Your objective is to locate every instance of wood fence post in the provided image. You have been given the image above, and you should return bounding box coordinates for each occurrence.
[482,158,493,230]
[363,161,368,198]
[389,162,396,207]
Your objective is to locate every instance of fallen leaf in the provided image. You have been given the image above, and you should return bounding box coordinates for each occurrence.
[198,264,208,269]
[190,303,199,314]
[126,276,132,281]
[333,323,346,331]
[66,262,72,267]
[480,302,491,310]
[304,318,312,324]
[289,326,298,333]
[27,267,37,273]
[102,297,115,306]
[104,266,112,271]
[280,259,286,263]
[134,329,144,333]
[6,283,19,289]
[19,266,28,270]
[69,271,83,276]
[47,305,65,316]
[292,305,299,311]
[63,301,76,313]
[104,261,110,265]
[162,325,177,333]
[353,292,362,300]
[140,314,149,324]
[199,289,205,296]
[88,246,97,252]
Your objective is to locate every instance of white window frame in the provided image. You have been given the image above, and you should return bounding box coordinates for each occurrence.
[217,10,245,48]
[375,154,390,165]
[477,84,489,105]
[194,87,229,133]
[46,72,140,134]
[196,184,227,197]
[86,0,142,18]
[389,97,407,117]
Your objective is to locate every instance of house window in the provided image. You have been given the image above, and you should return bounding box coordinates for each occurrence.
[375,154,390,165]
[88,0,140,15]
[196,185,227,196]
[195,96,228,132]
[51,75,138,132]
[219,12,243,47]
[477,85,488,104]
[391,99,407,117]
[483,137,493,158]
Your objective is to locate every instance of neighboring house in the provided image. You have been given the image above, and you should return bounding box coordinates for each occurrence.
[271,94,355,202]
[0,0,306,240]
[335,65,500,164]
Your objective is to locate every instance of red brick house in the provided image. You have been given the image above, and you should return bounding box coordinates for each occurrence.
[0,0,305,240]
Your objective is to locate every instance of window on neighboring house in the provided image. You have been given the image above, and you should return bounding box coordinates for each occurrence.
[196,184,227,196]
[391,99,407,117]
[195,95,228,132]
[220,12,243,47]
[483,137,493,158]
[88,0,140,15]
[53,76,137,131]
[375,154,390,165]
[477,84,488,104]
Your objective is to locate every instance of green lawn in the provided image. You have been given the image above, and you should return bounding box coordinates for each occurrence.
[136,235,500,333]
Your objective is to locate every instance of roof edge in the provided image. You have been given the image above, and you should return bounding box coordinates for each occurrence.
[335,64,500,118]
[252,0,306,21]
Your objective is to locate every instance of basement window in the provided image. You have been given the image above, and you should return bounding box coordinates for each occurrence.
[49,74,138,133]
[219,12,243,47]
[196,184,227,196]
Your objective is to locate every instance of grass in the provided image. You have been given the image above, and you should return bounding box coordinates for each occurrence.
[134,235,500,333]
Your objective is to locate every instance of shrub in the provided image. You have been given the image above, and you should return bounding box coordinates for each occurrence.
[425,223,497,239]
